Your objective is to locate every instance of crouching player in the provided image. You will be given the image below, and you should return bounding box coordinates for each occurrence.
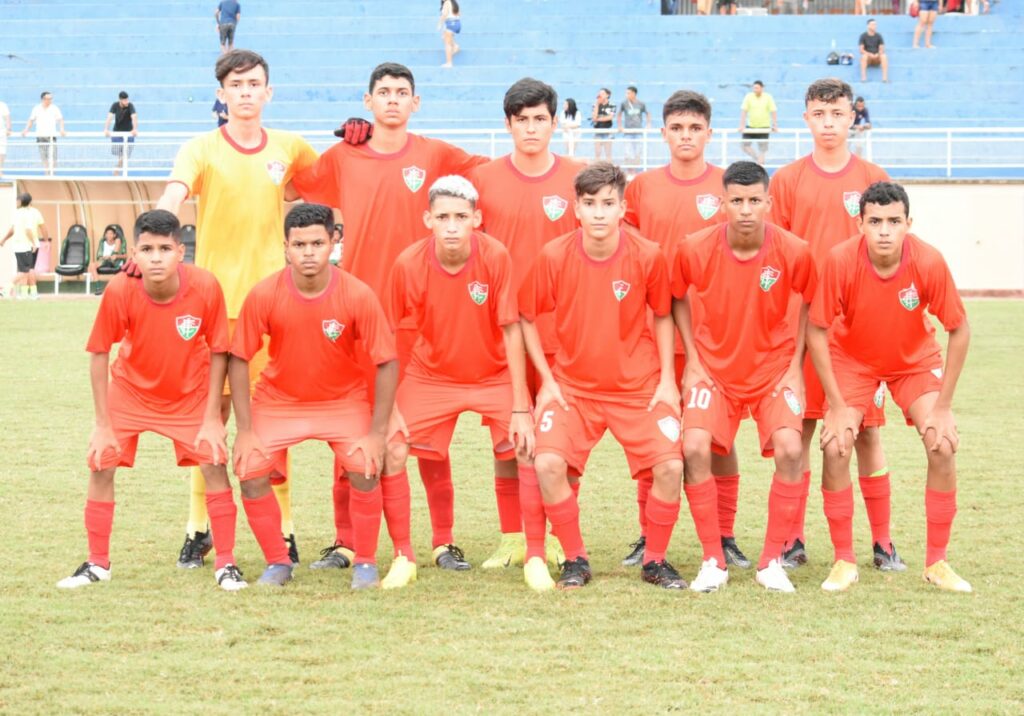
[229,204,398,589]
[58,210,246,591]
[673,162,817,594]
[520,162,685,591]
[809,182,971,593]
[378,176,535,588]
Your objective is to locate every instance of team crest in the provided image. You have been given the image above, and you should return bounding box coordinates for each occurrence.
[402,165,426,192]
[759,266,781,292]
[657,416,681,442]
[266,160,286,186]
[931,367,943,379]
[612,280,631,302]
[322,319,345,342]
[782,389,803,416]
[542,195,568,222]
[899,283,920,311]
[467,281,489,305]
[873,382,887,409]
[843,191,862,217]
[695,194,721,221]
[175,315,201,341]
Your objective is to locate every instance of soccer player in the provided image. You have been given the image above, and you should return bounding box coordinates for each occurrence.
[377,176,534,588]
[769,78,900,572]
[1,192,48,300]
[469,77,585,570]
[808,182,971,593]
[229,204,398,589]
[673,162,817,594]
[520,162,685,591]
[623,89,750,570]
[156,49,318,568]
[58,210,246,592]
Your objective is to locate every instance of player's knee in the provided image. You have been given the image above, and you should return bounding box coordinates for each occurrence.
[534,452,566,482]
[773,433,803,469]
[652,459,683,484]
[926,439,957,466]
[821,439,847,465]
[200,463,231,491]
[385,441,410,472]
[682,430,711,463]
[239,477,270,499]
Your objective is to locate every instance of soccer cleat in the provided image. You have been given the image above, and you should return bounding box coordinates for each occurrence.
[256,563,293,587]
[556,556,593,590]
[923,560,973,593]
[523,556,556,593]
[821,560,859,592]
[309,542,355,570]
[641,559,688,590]
[621,536,646,567]
[481,532,527,569]
[57,561,111,589]
[285,533,300,566]
[781,538,808,570]
[721,537,752,569]
[433,544,471,571]
[381,555,418,590]
[546,535,565,569]
[873,542,908,572]
[351,562,381,591]
[690,558,730,593]
[177,530,213,569]
[215,564,248,592]
[756,558,796,593]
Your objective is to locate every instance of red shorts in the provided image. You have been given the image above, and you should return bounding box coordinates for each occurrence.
[832,352,943,426]
[90,381,213,471]
[390,373,515,460]
[682,381,803,458]
[535,394,682,480]
[804,352,886,427]
[224,318,269,397]
[242,398,371,480]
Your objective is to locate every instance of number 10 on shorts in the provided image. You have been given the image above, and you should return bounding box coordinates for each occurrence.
[687,387,712,410]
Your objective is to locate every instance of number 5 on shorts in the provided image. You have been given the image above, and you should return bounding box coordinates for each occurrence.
[687,387,712,410]
[539,410,555,432]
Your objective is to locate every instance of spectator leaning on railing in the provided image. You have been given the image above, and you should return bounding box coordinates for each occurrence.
[104,91,138,173]
[22,91,65,175]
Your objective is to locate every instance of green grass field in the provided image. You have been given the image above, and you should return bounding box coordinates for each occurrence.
[2,298,1023,714]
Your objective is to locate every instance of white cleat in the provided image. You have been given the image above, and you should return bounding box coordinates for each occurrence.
[690,558,729,593]
[57,562,111,589]
[756,558,796,593]
[215,564,248,591]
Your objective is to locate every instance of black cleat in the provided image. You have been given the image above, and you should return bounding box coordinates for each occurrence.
[433,544,471,571]
[177,530,213,569]
[781,538,807,570]
[721,537,752,569]
[285,533,300,566]
[873,541,908,572]
[556,556,593,590]
[309,542,354,570]
[621,536,646,567]
[641,559,688,590]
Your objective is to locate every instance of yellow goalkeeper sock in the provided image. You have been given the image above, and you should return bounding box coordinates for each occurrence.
[186,466,209,535]
[272,453,295,537]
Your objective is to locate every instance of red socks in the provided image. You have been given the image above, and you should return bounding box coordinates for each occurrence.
[859,473,892,549]
[714,474,740,538]
[787,470,811,546]
[759,476,803,569]
[925,487,957,567]
[242,492,289,565]
[85,499,115,570]
[494,476,522,534]
[519,466,547,561]
[685,479,725,564]
[205,489,237,570]
[544,493,587,562]
[381,471,415,560]
[348,485,383,565]
[419,457,455,547]
[642,495,680,565]
[332,475,353,547]
[636,476,652,538]
[823,485,856,563]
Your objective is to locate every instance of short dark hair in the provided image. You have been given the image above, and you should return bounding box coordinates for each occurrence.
[860,181,910,218]
[284,203,334,238]
[503,78,557,119]
[574,162,627,199]
[753,80,764,88]
[855,96,865,103]
[369,62,415,94]
[662,90,712,124]
[599,87,611,97]
[134,209,181,241]
[805,78,854,107]
[215,49,270,86]
[118,91,129,100]
[17,193,31,207]
[627,85,638,94]
[40,91,51,100]
[722,161,769,191]
[867,17,876,23]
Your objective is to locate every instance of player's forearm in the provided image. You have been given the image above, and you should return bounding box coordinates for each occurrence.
[739,111,747,128]
[937,322,971,410]
[672,296,698,360]
[227,356,254,430]
[156,183,188,214]
[103,117,112,133]
[790,303,809,372]
[520,318,554,384]
[205,353,228,421]
[502,323,531,410]
[89,353,112,428]
[807,325,846,408]
[370,360,399,435]
[654,314,675,383]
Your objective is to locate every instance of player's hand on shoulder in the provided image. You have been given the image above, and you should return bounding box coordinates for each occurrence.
[195,416,228,466]
[820,406,860,457]
[334,117,373,146]
[922,406,959,453]
[86,424,121,472]
[648,378,681,417]
[120,259,142,279]
[232,429,268,477]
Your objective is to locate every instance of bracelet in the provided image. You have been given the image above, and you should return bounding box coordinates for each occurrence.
[511,410,531,414]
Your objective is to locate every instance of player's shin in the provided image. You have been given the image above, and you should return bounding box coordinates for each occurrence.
[85,498,115,570]
[419,457,455,547]
[685,478,725,564]
[759,475,803,569]
[240,481,290,566]
[205,488,238,570]
[381,470,415,561]
[348,478,383,565]
[519,464,547,561]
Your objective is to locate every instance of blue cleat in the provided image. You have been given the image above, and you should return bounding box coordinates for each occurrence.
[256,563,293,587]
[351,562,380,590]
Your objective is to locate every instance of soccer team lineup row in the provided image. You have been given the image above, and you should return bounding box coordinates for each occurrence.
[53,50,973,597]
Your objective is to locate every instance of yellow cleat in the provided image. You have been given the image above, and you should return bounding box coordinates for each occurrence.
[523,556,556,592]
[481,532,527,569]
[381,555,417,590]
[923,560,973,593]
[546,534,565,569]
[821,560,859,592]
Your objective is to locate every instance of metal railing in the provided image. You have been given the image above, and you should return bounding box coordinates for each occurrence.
[663,0,911,15]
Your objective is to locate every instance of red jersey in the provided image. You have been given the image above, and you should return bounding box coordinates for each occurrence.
[519,229,671,399]
[291,133,488,299]
[624,163,726,253]
[471,154,584,353]
[387,232,518,384]
[86,265,229,410]
[672,223,817,401]
[769,154,890,268]
[810,234,966,378]
[232,267,397,404]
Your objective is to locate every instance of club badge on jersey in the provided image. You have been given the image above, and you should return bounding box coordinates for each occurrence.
[873,382,887,409]
[612,280,631,302]
[843,191,862,217]
[266,160,286,186]
[467,281,489,305]
[899,283,920,311]
[759,266,781,292]
[542,195,568,222]
[783,388,802,416]
[657,416,681,442]
[322,319,345,342]
[402,166,426,192]
[176,315,202,341]
[696,194,721,221]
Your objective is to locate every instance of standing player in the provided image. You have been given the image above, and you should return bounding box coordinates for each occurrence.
[229,204,398,589]
[156,49,318,569]
[673,162,817,593]
[58,210,246,592]
[769,78,901,572]
[520,163,685,591]
[1,192,48,300]
[809,182,971,593]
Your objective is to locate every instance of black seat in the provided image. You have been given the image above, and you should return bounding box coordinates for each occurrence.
[55,224,91,277]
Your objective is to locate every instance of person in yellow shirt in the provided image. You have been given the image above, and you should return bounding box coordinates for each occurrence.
[1,193,48,300]
[738,80,778,166]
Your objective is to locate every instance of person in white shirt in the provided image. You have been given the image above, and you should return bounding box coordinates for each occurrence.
[21,91,66,175]
[0,100,11,177]
[561,98,581,157]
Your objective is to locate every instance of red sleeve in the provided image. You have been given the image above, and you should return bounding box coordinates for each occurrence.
[492,243,519,327]
[442,141,490,177]
[670,240,692,299]
[291,146,342,208]
[85,279,128,353]
[645,247,672,317]
[623,178,640,228]
[518,251,553,321]
[203,277,230,353]
[384,259,411,331]
[792,243,818,304]
[230,285,268,360]
[768,171,792,231]
[924,250,966,331]
[353,283,398,366]
[809,250,844,329]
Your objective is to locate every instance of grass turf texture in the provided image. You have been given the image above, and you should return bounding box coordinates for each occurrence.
[1,299,1023,714]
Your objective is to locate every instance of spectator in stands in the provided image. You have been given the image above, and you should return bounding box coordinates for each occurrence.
[859,19,889,82]
[694,0,713,14]
[851,96,872,156]
[738,80,777,166]
[212,97,229,126]
[215,0,241,54]
[329,223,343,265]
[592,88,615,161]
[21,91,65,176]
[617,85,651,170]
[562,98,581,157]
[104,91,138,174]
[912,1,939,49]
[0,192,48,300]
[0,98,9,177]
[777,0,805,13]
[90,225,128,289]
[439,0,461,69]
[717,0,737,14]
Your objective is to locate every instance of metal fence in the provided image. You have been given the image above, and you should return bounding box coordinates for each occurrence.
[662,0,912,15]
